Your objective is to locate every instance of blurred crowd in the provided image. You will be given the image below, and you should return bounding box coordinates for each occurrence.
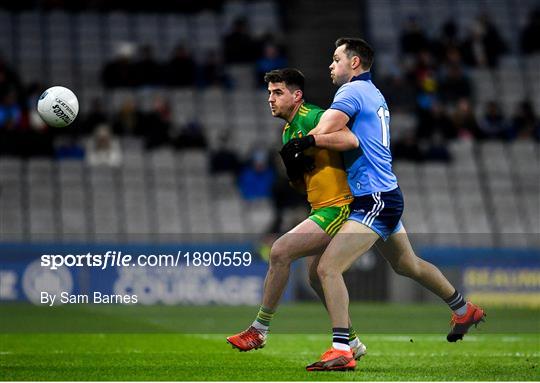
[102,18,287,89]
[378,10,540,162]
[0,8,539,227]
[0,15,288,158]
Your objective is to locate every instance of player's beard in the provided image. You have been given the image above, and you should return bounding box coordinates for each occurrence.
[333,74,348,86]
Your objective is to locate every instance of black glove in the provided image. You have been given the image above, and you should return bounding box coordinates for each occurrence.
[279,149,315,181]
[280,135,316,159]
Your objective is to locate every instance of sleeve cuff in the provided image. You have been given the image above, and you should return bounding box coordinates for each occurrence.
[329,105,354,119]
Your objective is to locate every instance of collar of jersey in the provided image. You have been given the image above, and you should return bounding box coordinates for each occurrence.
[286,101,306,128]
[350,72,371,82]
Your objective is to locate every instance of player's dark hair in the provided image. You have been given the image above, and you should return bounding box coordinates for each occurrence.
[264,68,305,92]
[335,37,374,70]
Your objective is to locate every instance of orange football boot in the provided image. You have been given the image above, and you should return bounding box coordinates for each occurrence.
[306,347,356,371]
[226,326,266,351]
[447,302,486,342]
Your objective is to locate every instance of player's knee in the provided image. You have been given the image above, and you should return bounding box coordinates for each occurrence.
[392,257,420,278]
[269,242,291,266]
[316,260,337,281]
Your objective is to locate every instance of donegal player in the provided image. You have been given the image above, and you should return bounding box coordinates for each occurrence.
[226,68,366,359]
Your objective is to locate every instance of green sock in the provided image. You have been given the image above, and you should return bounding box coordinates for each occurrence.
[255,306,275,328]
[349,327,358,342]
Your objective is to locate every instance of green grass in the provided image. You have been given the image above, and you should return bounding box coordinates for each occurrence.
[1,303,539,380]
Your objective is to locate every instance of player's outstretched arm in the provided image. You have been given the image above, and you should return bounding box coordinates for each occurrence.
[309,109,359,151]
[312,128,358,151]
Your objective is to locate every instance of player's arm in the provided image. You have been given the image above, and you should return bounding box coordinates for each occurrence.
[282,110,358,154]
[309,109,359,151]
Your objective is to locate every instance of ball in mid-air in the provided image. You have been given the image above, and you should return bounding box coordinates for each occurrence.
[37,86,79,128]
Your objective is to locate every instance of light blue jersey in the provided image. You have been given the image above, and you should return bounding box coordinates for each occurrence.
[329,72,398,196]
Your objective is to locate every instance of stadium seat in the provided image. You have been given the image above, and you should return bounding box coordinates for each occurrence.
[59,183,88,240]
[0,11,14,63]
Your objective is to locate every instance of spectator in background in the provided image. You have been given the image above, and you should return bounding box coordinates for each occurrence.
[377,72,416,112]
[439,63,472,105]
[417,101,456,140]
[412,50,438,111]
[102,42,138,88]
[112,97,145,136]
[417,101,454,162]
[400,16,431,56]
[54,136,85,160]
[479,101,511,140]
[255,44,287,87]
[238,147,275,200]
[461,14,507,68]
[0,89,22,130]
[166,44,196,87]
[144,96,172,149]
[86,124,122,167]
[0,89,23,157]
[135,45,161,86]
[0,56,22,101]
[80,98,108,136]
[223,17,257,64]
[432,20,461,63]
[452,98,481,139]
[444,45,464,67]
[511,101,540,140]
[210,132,241,174]
[173,119,207,150]
[520,8,540,55]
[392,130,423,162]
[199,50,230,88]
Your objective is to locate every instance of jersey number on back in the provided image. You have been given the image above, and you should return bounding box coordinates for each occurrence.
[377,106,390,147]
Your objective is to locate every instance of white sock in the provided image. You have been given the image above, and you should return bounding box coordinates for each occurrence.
[349,337,360,348]
[454,304,468,316]
[333,342,351,351]
[251,320,269,334]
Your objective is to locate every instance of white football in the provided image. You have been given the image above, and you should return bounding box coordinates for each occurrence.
[37,86,79,128]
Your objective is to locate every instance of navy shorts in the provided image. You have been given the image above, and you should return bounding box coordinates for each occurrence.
[347,187,404,240]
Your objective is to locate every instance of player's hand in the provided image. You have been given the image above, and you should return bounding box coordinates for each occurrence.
[301,154,315,173]
[279,149,315,180]
[281,135,316,158]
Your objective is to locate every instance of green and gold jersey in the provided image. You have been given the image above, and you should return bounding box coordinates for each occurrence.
[282,102,352,209]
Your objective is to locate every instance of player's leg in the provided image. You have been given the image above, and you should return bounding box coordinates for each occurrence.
[316,220,379,330]
[376,225,455,298]
[306,220,378,371]
[227,218,330,351]
[306,255,367,360]
[260,218,329,311]
[307,190,403,371]
[377,225,486,341]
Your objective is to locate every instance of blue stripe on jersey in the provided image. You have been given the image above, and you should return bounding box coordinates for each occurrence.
[329,72,398,196]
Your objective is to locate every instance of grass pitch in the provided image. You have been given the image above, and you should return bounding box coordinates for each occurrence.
[0,303,538,381]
